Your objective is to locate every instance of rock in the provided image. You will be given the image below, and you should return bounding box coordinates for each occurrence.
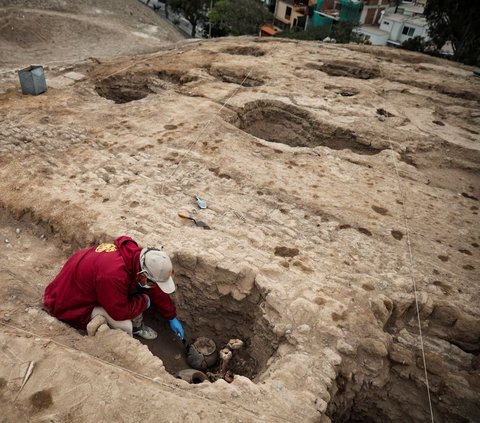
[337,340,356,356]
[389,344,415,365]
[297,324,311,334]
[369,294,393,325]
[452,314,480,344]
[359,338,388,357]
[431,301,460,326]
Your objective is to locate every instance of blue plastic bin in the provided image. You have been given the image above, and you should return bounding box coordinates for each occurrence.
[18,65,47,95]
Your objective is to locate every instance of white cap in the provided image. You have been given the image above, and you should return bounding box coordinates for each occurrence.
[139,248,175,294]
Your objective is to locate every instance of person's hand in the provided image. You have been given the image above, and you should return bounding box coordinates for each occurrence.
[169,318,184,340]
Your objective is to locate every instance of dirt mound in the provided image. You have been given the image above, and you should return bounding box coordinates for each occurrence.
[0,0,184,68]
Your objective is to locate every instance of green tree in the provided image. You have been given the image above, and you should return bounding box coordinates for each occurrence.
[169,0,209,37]
[210,0,271,36]
[424,0,480,66]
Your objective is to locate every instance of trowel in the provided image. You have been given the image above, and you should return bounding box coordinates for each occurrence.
[178,211,211,229]
[195,195,207,209]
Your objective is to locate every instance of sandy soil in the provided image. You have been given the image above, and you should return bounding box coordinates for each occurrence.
[0,3,479,422]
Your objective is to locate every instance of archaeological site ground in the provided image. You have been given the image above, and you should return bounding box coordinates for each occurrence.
[0,1,479,422]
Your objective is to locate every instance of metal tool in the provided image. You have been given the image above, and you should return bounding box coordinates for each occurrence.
[195,195,207,209]
[178,211,211,229]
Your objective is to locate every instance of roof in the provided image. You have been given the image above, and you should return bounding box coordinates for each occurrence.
[358,25,389,36]
[260,25,279,35]
[382,13,427,27]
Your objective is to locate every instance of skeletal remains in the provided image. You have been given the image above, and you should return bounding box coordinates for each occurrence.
[182,337,244,383]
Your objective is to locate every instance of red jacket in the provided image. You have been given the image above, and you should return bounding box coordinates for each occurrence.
[43,236,176,329]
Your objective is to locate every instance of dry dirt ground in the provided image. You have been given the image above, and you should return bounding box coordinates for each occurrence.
[0,3,479,423]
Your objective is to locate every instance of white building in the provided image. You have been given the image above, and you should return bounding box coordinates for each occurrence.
[379,13,428,46]
[355,1,428,46]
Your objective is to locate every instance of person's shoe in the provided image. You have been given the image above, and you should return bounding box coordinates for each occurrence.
[133,324,157,340]
[87,315,107,336]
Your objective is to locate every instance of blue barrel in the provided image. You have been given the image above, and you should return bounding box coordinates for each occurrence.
[18,65,47,95]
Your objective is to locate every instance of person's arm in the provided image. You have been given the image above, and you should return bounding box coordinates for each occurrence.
[96,276,149,321]
[148,287,184,339]
[148,286,176,319]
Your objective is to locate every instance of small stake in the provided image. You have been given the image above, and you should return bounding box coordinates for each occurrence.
[14,361,35,401]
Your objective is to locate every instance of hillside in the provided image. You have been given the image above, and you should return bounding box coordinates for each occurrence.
[0,0,184,68]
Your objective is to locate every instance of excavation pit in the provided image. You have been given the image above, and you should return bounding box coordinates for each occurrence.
[208,66,264,87]
[95,69,198,104]
[230,100,384,154]
[95,74,155,104]
[138,256,279,382]
[308,61,381,79]
[222,46,266,57]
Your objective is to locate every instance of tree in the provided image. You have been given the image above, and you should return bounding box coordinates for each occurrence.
[401,36,430,52]
[424,0,480,66]
[169,0,209,37]
[209,0,272,36]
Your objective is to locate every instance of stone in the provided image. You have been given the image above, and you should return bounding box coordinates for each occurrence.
[369,294,393,325]
[64,71,85,81]
[389,344,415,365]
[359,338,388,357]
[336,340,356,356]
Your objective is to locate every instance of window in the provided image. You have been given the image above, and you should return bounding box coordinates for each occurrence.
[285,6,292,20]
[402,26,415,36]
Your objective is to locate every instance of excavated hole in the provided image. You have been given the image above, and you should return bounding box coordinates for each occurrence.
[307,61,381,80]
[95,75,155,104]
[229,100,384,154]
[95,70,197,104]
[326,296,480,423]
[208,66,264,87]
[139,256,279,382]
[222,46,266,57]
[157,69,199,85]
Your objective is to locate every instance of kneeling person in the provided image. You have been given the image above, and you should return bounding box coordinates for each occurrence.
[43,236,185,340]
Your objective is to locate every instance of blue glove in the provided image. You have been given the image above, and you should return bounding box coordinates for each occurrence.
[169,318,185,340]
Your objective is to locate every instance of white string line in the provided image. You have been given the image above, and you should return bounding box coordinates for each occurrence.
[0,321,307,423]
[389,145,435,423]
[160,67,254,194]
